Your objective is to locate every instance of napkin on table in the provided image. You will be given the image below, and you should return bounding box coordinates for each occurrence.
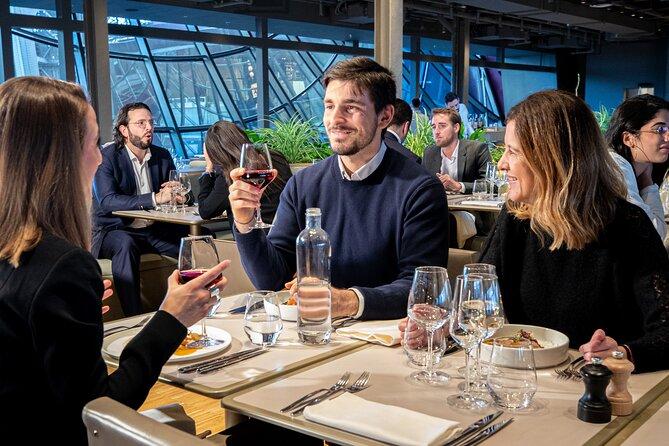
[303,392,459,446]
[336,319,403,346]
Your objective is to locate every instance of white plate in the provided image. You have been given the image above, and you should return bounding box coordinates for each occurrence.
[277,290,297,321]
[481,324,570,369]
[102,325,232,364]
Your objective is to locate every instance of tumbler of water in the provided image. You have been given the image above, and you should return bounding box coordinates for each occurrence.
[244,291,283,347]
[487,338,537,410]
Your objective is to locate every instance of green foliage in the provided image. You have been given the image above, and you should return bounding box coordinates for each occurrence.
[405,113,435,158]
[593,105,613,133]
[467,128,487,142]
[489,144,504,163]
[248,115,332,164]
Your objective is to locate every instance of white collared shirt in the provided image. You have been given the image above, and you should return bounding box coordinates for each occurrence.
[335,141,389,319]
[440,141,465,193]
[125,146,155,228]
[385,128,402,144]
[338,141,387,181]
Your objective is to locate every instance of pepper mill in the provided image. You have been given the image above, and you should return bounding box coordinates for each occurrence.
[603,350,634,416]
[577,357,612,423]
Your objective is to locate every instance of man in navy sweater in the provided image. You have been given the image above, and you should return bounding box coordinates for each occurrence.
[228,57,450,320]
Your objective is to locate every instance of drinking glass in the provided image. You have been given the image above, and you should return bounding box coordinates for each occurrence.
[403,317,447,367]
[239,143,276,229]
[487,338,537,410]
[463,263,497,275]
[494,170,509,201]
[485,162,497,199]
[167,170,181,213]
[178,172,191,213]
[472,180,488,200]
[407,266,452,385]
[178,236,223,348]
[243,291,283,347]
[447,274,489,409]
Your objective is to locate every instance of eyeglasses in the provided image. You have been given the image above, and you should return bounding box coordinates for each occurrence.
[638,125,669,137]
[127,119,155,129]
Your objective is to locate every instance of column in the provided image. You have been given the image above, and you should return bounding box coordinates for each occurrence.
[84,0,112,143]
[452,17,470,103]
[374,0,403,97]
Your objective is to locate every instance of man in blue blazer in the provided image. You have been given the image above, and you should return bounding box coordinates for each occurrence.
[92,103,188,316]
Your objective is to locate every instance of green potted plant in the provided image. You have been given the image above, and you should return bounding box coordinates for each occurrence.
[405,113,434,158]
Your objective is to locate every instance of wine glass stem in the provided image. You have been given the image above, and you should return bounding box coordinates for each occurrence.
[425,328,435,378]
[474,340,483,380]
[201,318,208,339]
[254,205,263,225]
[464,346,473,395]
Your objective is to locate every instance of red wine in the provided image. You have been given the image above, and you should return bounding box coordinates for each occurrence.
[241,169,276,189]
[179,269,223,287]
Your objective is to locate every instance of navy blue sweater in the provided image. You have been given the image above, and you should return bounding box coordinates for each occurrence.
[235,147,450,320]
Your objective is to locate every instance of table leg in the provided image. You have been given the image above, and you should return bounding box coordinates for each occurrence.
[189,224,201,236]
[224,409,247,429]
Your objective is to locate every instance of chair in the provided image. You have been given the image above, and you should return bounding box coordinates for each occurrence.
[82,397,212,445]
[213,240,255,297]
[447,248,478,283]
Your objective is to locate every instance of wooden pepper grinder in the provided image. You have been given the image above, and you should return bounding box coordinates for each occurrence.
[577,357,612,423]
[603,350,634,416]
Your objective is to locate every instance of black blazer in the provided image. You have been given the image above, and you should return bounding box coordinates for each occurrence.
[92,143,177,257]
[0,234,186,444]
[383,131,421,163]
[197,150,293,222]
[421,140,491,193]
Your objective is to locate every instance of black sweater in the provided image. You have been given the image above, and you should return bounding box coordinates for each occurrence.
[479,200,669,373]
[0,235,186,444]
[197,150,293,221]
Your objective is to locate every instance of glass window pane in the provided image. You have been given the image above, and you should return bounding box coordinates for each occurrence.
[146,38,199,57]
[109,58,165,127]
[109,35,140,55]
[180,130,207,157]
[9,3,56,16]
[500,69,557,114]
[197,26,256,38]
[12,28,62,79]
[422,38,452,58]
[213,50,257,120]
[152,132,177,154]
[505,49,556,67]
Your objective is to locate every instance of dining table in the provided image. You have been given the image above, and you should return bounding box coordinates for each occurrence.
[112,206,226,236]
[447,194,504,214]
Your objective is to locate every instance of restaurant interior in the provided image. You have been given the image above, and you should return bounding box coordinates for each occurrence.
[2,0,669,444]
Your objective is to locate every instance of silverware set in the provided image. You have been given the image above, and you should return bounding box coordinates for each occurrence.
[554,356,586,381]
[442,411,512,446]
[281,371,371,416]
[177,348,268,374]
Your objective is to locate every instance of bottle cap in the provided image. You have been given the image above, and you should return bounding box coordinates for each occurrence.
[612,350,624,359]
[306,208,321,217]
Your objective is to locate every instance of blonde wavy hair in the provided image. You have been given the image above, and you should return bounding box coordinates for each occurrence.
[506,90,626,250]
[0,77,92,266]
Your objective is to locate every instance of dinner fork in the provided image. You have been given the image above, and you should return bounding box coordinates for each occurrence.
[291,371,371,416]
[554,356,585,381]
[280,372,351,413]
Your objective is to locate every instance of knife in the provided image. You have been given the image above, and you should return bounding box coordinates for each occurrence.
[198,349,268,374]
[227,305,247,314]
[458,418,514,446]
[441,411,503,446]
[177,347,263,373]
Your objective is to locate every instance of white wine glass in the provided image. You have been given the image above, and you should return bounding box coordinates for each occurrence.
[239,143,275,230]
[407,266,452,386]
[178,172,191,213]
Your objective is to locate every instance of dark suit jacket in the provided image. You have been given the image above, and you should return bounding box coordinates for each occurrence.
[0,234,186,444]
[421,140,491,193]
[92,143,177,258]
[383,131,421,163]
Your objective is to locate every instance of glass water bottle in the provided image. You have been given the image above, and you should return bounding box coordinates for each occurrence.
[296,208,332,344]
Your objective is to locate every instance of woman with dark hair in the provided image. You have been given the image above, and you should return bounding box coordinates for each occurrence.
[606,94,669,240]
[198,120,292,221]
[0,76,230,443]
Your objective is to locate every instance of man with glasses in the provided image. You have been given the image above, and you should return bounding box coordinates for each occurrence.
[92,102,188,316]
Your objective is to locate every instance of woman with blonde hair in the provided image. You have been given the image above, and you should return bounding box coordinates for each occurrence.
[0,76,230,443]
[479,90,669,372]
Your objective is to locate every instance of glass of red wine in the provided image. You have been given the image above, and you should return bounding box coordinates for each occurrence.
[178,235,223,348]
[239,142,276,230]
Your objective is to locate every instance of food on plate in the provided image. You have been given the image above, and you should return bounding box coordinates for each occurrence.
[484,329,544,349]
[175,331,204,356]
[285,295,297,305]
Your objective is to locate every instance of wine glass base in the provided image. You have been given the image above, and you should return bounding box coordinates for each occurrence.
[409,370,450,386]
[447,393,490,410]
[248,222,273,230]
[458,380,491,396]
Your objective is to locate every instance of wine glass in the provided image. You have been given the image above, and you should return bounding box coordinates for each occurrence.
[167,169,181,213]
[178,172,191,213]
[485,162,497,199]
[494,170,509,201]
[447,274,489,409]
[239,142,276,229]
[178,235,223,348]
[487,338,537,410]
[472,180,488,200]
[244,291,283,347]
[407,266,452,385]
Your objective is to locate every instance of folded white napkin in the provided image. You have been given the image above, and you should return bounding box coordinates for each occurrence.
[336,319,403,346]
[303,393,459,446]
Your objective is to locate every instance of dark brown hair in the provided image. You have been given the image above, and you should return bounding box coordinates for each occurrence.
[322,57,396,113]
[506,90,626,250]
[431,107,462,127]
[204,120,251,180]
[389,98,413,127]
[113,102,151,148]
[0,76,92,266]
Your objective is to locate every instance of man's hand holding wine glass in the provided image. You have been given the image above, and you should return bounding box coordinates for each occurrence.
[229,166,265,230]
[159,259,231,328]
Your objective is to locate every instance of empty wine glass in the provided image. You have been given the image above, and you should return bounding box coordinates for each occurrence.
[448,274,489,409]
[178,172,191,213]
[485,162,497,199]
[167,169,181,213]
[494,170,509,201]
[240,143,275,230]
[407,266,452,385]
[403,317,447,368]
[472,180,488,200]
[487,338,537,410]
[244,291,283,347]
[178,236,223,348]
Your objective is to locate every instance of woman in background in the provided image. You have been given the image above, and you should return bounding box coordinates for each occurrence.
[606,94,669,240]
[198,120,292,222]
[0,76,230,443]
